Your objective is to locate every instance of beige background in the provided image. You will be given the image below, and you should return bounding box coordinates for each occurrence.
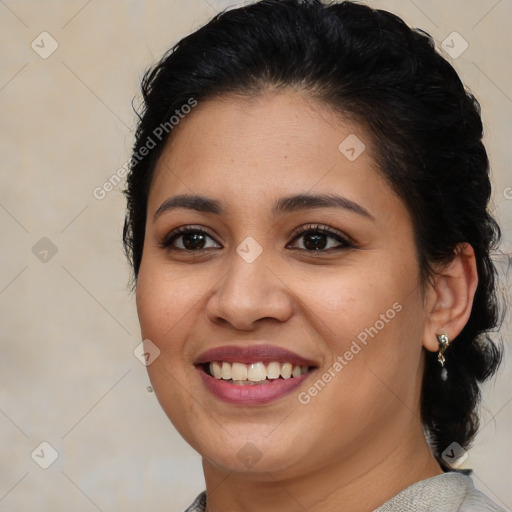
[0,0,511,510]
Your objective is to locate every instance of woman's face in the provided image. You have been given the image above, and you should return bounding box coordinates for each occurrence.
[136,91,430,478]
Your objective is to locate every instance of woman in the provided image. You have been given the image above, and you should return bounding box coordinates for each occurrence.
[123,0,505,510]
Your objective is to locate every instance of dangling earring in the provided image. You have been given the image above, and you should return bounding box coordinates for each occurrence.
[436,333,450,381]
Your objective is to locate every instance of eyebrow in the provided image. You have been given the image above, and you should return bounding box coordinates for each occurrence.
[152,193,374,222]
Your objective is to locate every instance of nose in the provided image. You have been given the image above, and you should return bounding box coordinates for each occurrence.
[205,247,294,331]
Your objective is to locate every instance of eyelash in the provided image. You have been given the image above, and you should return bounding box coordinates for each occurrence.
[159,224,353,253]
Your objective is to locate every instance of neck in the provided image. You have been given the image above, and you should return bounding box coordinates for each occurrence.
[202,422,443,512]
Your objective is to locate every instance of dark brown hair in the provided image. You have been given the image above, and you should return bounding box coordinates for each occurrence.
[123,0,503,469]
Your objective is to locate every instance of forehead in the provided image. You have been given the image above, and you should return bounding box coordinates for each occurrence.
[147,91,397,220]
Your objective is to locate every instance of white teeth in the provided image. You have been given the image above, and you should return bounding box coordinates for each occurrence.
[292,365,302,378]
[208,361,309,382]
[267,361,281,379]
[231,362,248,381]
[221,361,231,380]
[211,361,222,379]
[280,362,293,379]
[248,362,267,382]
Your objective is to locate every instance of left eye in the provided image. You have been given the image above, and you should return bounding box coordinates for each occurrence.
[287,225,351,251]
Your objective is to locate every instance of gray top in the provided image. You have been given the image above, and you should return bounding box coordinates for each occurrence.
[183,472,506,511]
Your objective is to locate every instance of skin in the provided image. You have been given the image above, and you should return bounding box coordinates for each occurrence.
[135,91,478,512]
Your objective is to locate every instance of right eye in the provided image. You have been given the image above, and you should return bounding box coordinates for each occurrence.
[159,226,222,251]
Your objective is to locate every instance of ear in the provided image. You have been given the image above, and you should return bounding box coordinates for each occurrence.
[422,243,478,352]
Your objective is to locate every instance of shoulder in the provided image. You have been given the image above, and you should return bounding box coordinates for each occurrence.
[457,473,507,512]
[183,474,506,512]
[375,472,506,512]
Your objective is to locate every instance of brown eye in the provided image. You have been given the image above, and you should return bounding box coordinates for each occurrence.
[160,227,221,251]
[288,225,352,252]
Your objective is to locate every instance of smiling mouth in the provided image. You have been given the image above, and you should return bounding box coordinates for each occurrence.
[201,361,313,385]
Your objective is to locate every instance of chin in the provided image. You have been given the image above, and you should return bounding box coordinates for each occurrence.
[201,443,306,477]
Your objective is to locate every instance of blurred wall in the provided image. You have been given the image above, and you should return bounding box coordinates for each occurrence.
[0,1,511,510]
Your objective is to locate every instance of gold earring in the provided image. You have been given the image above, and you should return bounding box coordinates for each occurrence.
[436,333,450,367]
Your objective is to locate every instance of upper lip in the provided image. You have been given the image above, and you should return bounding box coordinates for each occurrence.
[194,344,318,367]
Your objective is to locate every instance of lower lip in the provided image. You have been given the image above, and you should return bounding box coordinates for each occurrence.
[197,367,312,405]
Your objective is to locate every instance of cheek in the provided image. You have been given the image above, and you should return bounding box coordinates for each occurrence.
[135,263,211,437]
[297,253,426,412]
[135,261,205,362]
[299,258,417,350]
[299,261,425,416]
